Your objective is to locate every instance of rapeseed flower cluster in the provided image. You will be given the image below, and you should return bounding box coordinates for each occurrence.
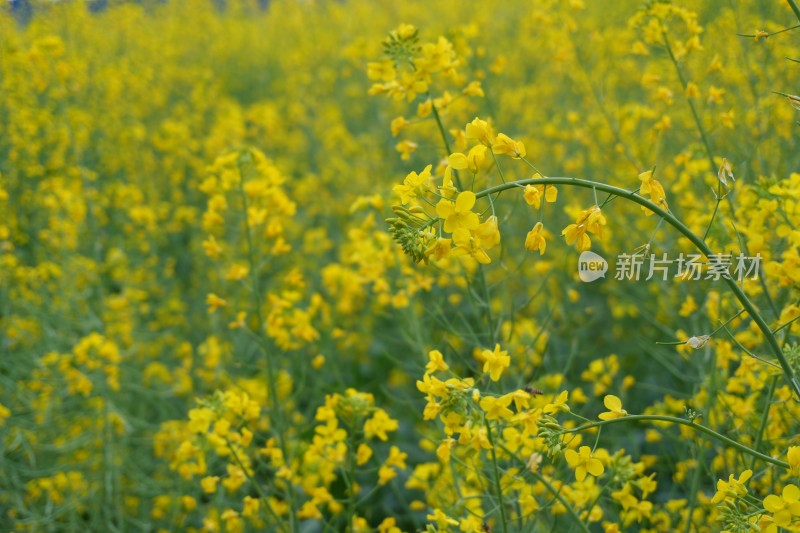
[3,1,800,532]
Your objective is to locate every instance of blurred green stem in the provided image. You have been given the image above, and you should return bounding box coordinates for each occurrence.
[526,468,590,533]
[237,151,298,531]
[685,345,719,533]
[484,418,509,533]
[225,437,289,533]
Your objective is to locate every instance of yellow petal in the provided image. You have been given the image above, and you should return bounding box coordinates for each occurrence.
[587,458,605,477]
[764,494,783,513]
[784,484,800,503]
[564,449,579,467]
[604,395,622,411]
[448,153,469,170]
[436,199,454,219]
[455,191,476,212]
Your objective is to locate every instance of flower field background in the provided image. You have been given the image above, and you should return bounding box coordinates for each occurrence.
[2,0,800,531]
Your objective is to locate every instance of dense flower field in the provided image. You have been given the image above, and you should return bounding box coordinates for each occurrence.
[2,0,800,531]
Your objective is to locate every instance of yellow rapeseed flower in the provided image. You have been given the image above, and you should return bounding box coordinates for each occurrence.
[481,344,510,381]
[564,446,605,481]
[598,395,628,420]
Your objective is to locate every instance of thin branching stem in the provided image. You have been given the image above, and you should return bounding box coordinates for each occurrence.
[563,415,789,469]
[474,176,800,399]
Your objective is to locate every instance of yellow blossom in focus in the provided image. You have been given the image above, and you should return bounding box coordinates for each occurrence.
[562,205,606,252]
[543,390,570,414]
[394,164,432,205]
[525,222,547,255]
[481,344,510,381]
[598,395,628,420]
[523,181,557,209]
[435,191,479,233]
[492,132,526,158]
[710,469,752,504]
[564,446,604,482]
[464,117,495,146]
[638,170,667,215]
[763,484,800,529]
[425,350,449,374]
[480,395,514,420]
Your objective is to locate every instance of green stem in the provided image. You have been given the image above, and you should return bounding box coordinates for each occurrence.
[430,101,463,191]
[737,24,800,38]
[662,31,740,238]
[429,102,495,345]
[345,437,358,532]
[685,346,719,533]
[474,176,800,400]
[750,375,779,470]
[788,0,800,23]
[102,395,114,528]
[721,324,781,369]
[225,437,288,533]
[662,32,717,186]
[237,154,282,421]
[484,418,509,533]
[684,439,704,533]
[775,313,800,335]
[570,29,643,171]
[528,469,591,533]
[237,151,298,531]
[489,147,507,184]
[562,415,789,469]
[479,268,496,345]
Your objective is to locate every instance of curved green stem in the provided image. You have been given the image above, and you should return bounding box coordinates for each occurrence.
[474,176,800,400]
[562,415,789,469]
[788,0,800,24]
